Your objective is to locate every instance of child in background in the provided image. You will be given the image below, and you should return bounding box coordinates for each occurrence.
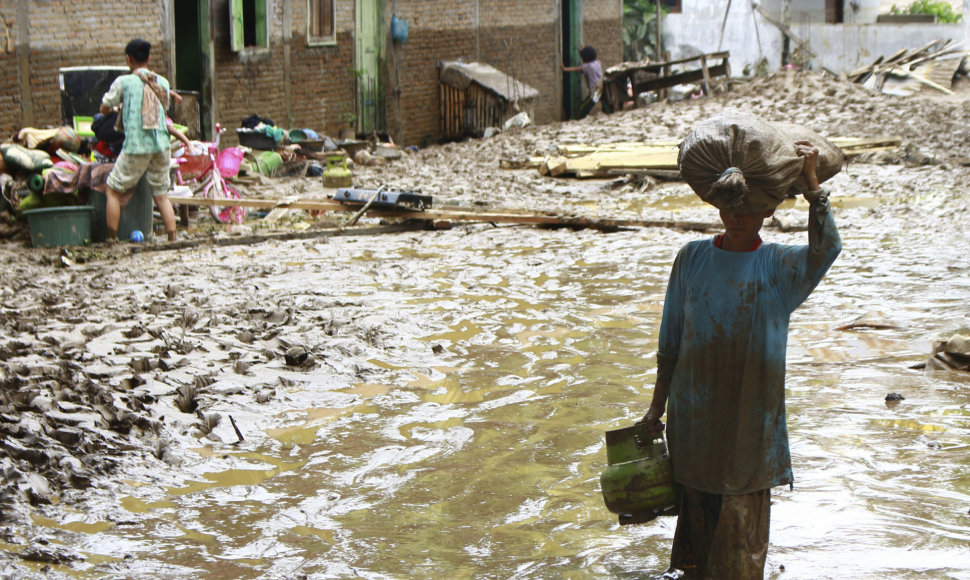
[561,45,603,119]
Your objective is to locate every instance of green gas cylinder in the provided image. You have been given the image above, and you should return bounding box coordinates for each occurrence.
[600,422,677,525]
[322,154,352,188]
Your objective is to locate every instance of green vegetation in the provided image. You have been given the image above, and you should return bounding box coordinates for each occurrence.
[890,0,962,22]
[623,0,667,62]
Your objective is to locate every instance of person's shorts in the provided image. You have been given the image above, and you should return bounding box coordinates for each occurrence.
[107,150,171,197]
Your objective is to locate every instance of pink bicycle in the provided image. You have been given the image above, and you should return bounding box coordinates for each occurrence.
[175,123,247,224]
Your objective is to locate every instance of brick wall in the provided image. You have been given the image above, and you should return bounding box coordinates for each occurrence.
[210,0,287,142]
[0,0,169,137]
[211,0,359,145]
[0,1,20,137]
[386,0,622,144]
[0,0,622,146]
[286,0,356,138]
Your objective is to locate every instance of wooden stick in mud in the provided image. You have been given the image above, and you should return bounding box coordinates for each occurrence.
[229,415,244,443]
[344,184,387,228]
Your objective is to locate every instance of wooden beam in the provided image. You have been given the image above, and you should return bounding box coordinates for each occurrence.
[830,136,903,149]
[556,140,679,155]
[166,196,794,233]
[633,63,730,94]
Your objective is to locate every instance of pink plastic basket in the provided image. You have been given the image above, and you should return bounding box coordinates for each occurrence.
[216,147,245,178]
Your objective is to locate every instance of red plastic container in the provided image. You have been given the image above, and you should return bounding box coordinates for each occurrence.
[177,153,210,180]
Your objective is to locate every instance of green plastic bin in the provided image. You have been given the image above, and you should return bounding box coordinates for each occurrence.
[23,205,94,248]
[89,175,153,242]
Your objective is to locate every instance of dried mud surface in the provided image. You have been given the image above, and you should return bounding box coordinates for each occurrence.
[1,69,969,574]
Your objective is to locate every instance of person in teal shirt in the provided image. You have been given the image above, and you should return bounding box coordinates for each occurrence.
[642,142,841,579]
[100,39,178,242]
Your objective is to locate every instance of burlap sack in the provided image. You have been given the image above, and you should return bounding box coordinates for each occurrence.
[678,110,845,212]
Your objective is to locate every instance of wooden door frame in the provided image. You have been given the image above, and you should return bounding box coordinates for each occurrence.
[561,0,582,120]
[355,0,386,135]
[165,0,214,140]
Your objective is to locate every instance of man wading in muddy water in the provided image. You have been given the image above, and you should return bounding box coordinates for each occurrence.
[640,141,841,579]
[100,38,179,242]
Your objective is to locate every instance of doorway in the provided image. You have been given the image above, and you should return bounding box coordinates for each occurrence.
[355,0,385,136]
[173,0,212,139]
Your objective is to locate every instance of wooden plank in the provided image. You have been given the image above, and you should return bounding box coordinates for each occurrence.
[887,66,954,94]
[842,146,901,157]
[170,196,344,212]
[633,62,730,94]
[525,135,902,179]
[591,149,680,171]
[830,136,903,149]
[700,54,712,94]
[557,140,679,155]
[654,51,730,69]
[166,195,734,232]
[548,157,568,176]
[537,156,551,176]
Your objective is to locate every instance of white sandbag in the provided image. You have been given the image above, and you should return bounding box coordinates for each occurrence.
[678,110,845,212]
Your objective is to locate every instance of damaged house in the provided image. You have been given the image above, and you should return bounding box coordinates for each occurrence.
[0,0,621,146]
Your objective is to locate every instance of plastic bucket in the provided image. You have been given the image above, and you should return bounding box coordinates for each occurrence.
[216,147,245,178]
[23,205,93,248]
[89,175,153,242]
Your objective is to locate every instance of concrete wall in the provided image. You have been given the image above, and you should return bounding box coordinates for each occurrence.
[662,2,785,75]
[662,0,970,78]
[801,22,967,72]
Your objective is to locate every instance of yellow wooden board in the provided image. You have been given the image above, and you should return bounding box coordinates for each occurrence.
[521,136,902,178]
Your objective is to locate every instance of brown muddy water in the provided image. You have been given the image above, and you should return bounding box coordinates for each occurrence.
[5,168,970,579]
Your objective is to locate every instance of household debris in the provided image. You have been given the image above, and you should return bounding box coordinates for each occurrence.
[849,39,970,97]
[917,334,970,372]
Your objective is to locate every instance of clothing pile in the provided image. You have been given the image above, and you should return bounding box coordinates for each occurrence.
[0,128,89,215]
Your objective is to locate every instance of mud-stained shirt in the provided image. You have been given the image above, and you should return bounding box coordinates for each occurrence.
[659,194,841,495]
[101,70,171,155]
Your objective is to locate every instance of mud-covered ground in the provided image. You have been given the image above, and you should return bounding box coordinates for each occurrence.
[1,69,969,576]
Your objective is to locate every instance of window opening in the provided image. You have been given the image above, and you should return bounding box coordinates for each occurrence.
[230,0,268,51]
[308,0,336,45]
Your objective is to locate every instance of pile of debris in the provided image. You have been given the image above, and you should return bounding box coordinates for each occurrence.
[848,39,970,97]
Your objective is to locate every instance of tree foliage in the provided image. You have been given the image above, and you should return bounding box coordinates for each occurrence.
[623,0,667,62]
[890,0,962,22]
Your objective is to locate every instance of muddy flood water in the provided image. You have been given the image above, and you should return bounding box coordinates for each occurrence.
[2,161,968,579]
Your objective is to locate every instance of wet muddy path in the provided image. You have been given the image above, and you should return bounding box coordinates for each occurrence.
[3,162,969,579]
